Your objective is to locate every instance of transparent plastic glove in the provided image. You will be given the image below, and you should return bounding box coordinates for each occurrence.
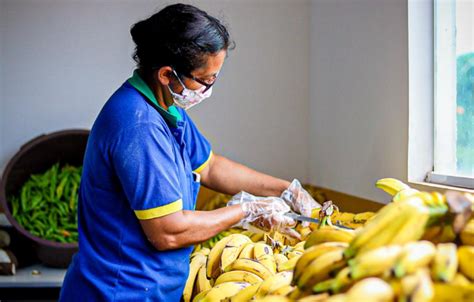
[281,179,321,227]
[227,192,300,239]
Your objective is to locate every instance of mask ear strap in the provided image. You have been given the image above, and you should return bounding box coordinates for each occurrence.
[172,69,188,89]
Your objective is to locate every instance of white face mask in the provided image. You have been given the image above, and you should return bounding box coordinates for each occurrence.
[167,70,213,110]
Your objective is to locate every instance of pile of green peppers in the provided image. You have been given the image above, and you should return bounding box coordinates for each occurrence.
[9,163,81,243]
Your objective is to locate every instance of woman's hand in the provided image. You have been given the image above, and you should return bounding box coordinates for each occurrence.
[281,179,321,227]
[227,192,300,238]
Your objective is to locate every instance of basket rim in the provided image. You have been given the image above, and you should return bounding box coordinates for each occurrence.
[0,129,90,248]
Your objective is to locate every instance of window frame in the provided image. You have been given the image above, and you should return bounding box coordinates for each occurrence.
[408,0,474,191]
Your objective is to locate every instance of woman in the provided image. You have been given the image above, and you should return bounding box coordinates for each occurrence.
[59,4,317,301]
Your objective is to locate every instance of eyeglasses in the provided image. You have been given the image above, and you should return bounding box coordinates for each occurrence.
[174,70,218,93]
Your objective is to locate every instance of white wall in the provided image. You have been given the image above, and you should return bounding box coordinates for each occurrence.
[309,0,408,203]
[1,0,414,204]
[0,0,310,182]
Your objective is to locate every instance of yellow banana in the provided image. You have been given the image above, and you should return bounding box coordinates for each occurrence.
[229,282,261,302]
[287,250,304,259]
[288,287,312,300]
[250,232,265,242]
[392,188,419,202]
[393,240,436,278]
[183,253,207,302]
[433,225,457,244]
[460,218,474,246]
[255,271,293,298]
[271,284,294,296]
[431,191,447,206]
[458,245,474,280]
[432,283,474,302]
[224,258,273,279]
[293,241,306,252]
[201,281,250,302]
[345,277,394,302]
[304,226,354,248]
[375,177,411,196]
[214,270,263,285]
[253,296,291,302]
[354,206,411,255]
[192,289,210,302]
[352,211,375,224]
[399,268,434,302]
[415,191,440,207]
[312,278,336,293]
[277,254,300,272]
[195,265,212,294]
[452,273,471,286]
[345,195,427,258]
[333,212,355,224]
[273,253,289,272]
[388,202,430,245]
[206,234,237,278]
[253,242,276,274]
[192,247,210,258]
[220,234,252,271]
[294,242,348,281]
[324,294,347,302]
[349,245,403,280]
[331,266,354,294]
[296,249,346,290]
[299,227,312,240]
[431,243,458,283]
[296,293,330,302]
[421,225,443,242]
[238,242,255,259]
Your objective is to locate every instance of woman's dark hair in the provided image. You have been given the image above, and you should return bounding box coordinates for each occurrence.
[130,3,234,75]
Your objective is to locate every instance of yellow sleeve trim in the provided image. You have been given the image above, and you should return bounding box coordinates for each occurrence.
[134,199,183,220]
[193,151,213,174]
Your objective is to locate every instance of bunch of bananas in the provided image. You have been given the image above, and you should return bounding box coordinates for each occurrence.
[184,232,308,302]
[184,178,474,301]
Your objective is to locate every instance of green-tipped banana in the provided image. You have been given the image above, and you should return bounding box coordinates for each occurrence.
[431,243,458,283]
[346,278,394,302]
[255,271,293,298]
[294,242,348,281]
[296,249,346,290]
[399,269,434,302]
[349,245,403,280]
[394,241,436,278]
[305,227,354,249]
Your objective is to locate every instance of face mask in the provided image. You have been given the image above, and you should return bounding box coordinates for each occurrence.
[167,71,213,110]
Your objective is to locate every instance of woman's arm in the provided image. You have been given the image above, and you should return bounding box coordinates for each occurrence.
[140,205,243,251]
[139,153,292,252]
[199,153,291,197]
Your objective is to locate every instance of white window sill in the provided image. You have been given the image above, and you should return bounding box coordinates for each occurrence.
[408,180,474,194]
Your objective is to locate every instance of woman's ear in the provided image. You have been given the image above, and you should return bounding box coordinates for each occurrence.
[156,66,173,86]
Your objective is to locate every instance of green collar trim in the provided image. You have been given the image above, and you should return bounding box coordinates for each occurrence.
[127,70,182,126]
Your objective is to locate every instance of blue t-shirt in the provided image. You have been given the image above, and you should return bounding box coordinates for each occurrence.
[59,72,212,302]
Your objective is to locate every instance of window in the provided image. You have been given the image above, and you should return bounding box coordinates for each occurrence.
[408,0,473,190]
[428,0,474,188]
